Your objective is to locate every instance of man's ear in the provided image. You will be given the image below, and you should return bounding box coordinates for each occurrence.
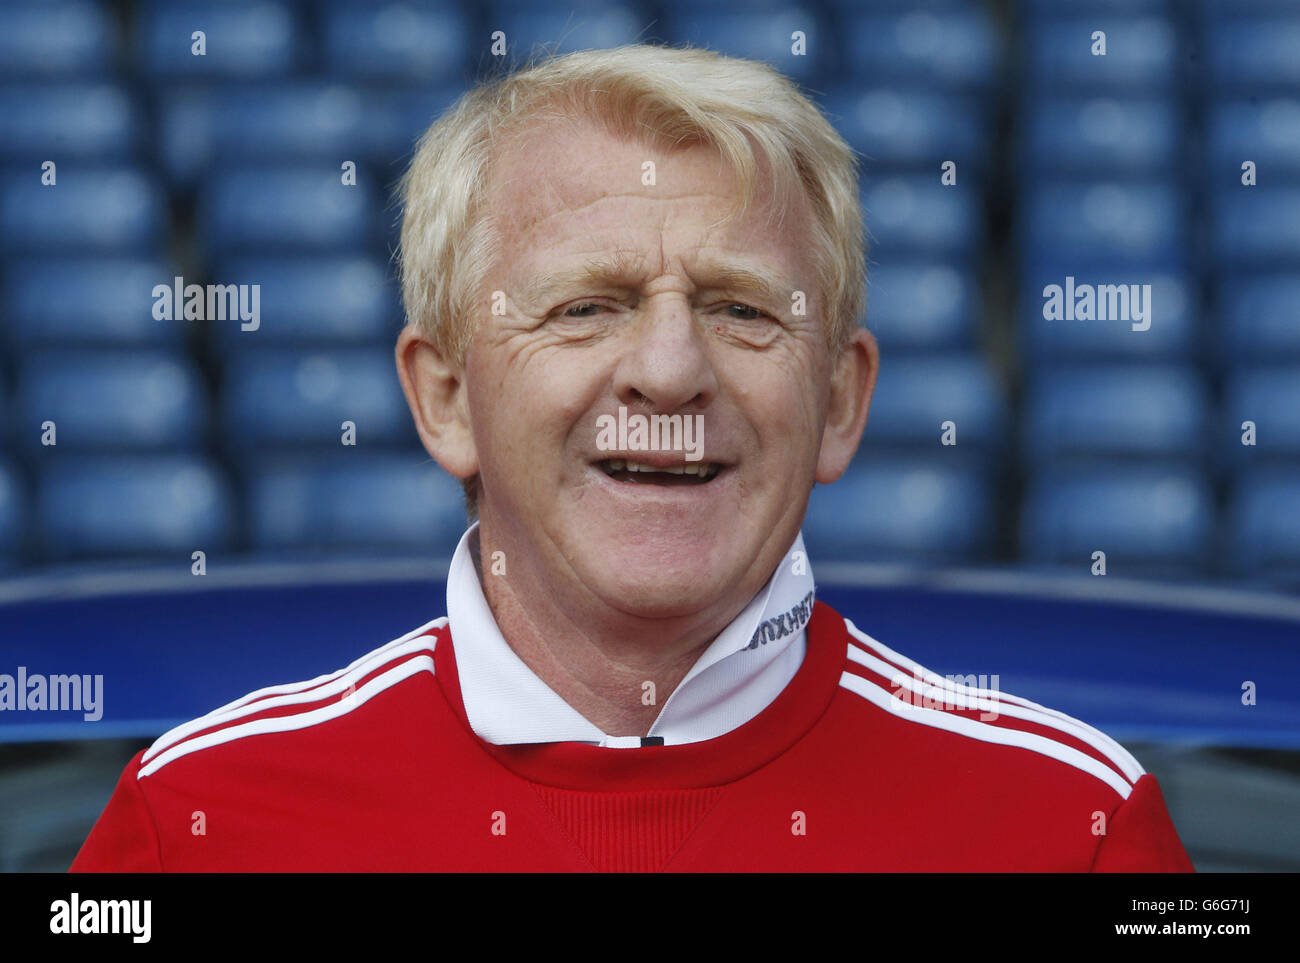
[395,324,479,480]
[815,326,879,484]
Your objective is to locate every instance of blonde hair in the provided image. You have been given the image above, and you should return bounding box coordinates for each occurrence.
[396,44,866,514]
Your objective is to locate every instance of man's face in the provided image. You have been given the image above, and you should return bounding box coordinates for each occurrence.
[449,117,867,620]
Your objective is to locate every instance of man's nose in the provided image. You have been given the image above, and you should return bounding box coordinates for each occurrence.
[612,294,719,412]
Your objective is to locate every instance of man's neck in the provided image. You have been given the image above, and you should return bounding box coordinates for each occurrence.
[471,528,740,738]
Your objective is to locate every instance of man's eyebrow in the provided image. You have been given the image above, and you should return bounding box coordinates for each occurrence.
[526,252,650,305]
[698,264,787,307]
[525,253,791,307]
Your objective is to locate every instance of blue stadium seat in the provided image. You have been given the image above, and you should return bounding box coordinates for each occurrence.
[1202,0,1300,12]
[843,11,997,90]
[1228,469,1300,580]
[210,256,398,349]
[220,349,413,450]
[1022,364,1208,464]
[1020,97,1178,177]
[0,369,9,451]
[138,1,299,80]
[198,166,376,255]
[0,1,114,78]
[1221,367,1300,468]
[1208,17,1300,91]
[822,0,973,12]
[1020,465,1214,572]
[861,175,979,259]
[1212,188,1300,267]
[802,457,995,564]
[1220,276,1300,364]
[246,453,467,553]
[1020,181,1186,270]
[1208,99,1300,185]
[0,167,166,255]
[668,6,829,85]
[1025,18,1178,91]
[492,0,648,11]
[824,87,987,176]
[160,84,370,187]
[17,350,208,453]
[473,3,646,62]
[323,2,470,82]
[864,262,977,353]
[363,86,461,168]
[1020,269,1196,362]
[1019,0,1169,17]
[35,455,236,561]
[0,84,142,161]
[0,459,25,568]
[3,258,185,348]
[862,354,1007,452]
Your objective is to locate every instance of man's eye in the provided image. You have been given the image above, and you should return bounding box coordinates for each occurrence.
[558,301,766,322]
[725,303,764,320]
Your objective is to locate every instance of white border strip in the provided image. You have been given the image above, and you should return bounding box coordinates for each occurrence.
[817,563,1300,623]
[0,557,454,606]
[3,558,1297,623]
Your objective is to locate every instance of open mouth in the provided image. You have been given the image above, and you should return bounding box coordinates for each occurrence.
[597,459,724,485]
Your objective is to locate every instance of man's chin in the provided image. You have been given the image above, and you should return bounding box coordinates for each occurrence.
[604,589,730,623]
[579,564,737,621]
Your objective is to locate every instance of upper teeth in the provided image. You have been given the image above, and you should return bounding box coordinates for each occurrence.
[602,459,720,479]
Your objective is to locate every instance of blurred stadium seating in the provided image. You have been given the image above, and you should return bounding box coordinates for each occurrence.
[3,0,1300,879]
[0,0,1296,594]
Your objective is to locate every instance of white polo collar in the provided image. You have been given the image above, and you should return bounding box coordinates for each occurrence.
[445,523,815,748]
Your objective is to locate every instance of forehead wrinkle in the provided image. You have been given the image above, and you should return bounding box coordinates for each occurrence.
[511,191,652,237]
[508,187,739,240]
[495,171,811,313]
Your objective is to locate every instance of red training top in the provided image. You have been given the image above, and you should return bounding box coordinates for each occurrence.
[72,601,1195,872]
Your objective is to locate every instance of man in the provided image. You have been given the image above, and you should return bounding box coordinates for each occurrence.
[73,45,1193,871]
